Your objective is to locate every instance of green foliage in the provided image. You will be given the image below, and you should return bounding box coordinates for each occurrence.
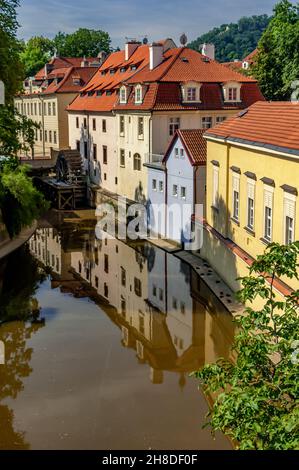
[20,36,54,77]
[0,104,38,157]
[0,158,49,238]
[193,242,299,450]
[252,1,299,100]
[189,15,270,62]
[53,28,111,58]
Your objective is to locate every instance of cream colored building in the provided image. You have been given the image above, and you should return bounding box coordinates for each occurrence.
[15,57,99,158]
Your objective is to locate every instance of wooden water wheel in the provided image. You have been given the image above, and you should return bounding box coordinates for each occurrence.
[55,149,83,185]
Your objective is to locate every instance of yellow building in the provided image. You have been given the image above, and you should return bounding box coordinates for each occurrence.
[15,57,99,158]
[202,101,299,298]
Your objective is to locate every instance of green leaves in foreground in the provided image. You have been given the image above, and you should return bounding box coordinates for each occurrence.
[193,242,299,450]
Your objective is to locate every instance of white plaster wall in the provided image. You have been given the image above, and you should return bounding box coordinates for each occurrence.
[147,166,166,238]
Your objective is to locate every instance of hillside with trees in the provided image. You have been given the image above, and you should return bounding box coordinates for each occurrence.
[189,14,271,62]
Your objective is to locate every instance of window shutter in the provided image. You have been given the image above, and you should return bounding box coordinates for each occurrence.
[232,174,239,192]
[264,189,273,208]
[284,197,295,219]
[247,182,255,200]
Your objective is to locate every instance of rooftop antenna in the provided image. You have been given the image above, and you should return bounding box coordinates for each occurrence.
[180,33,188,46]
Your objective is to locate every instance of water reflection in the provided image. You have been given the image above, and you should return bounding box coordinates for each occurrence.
[0,214,235,449]
[29,222,235,385]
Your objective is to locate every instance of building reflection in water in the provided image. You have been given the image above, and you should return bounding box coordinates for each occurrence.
[29,222,236,388]
[0,247,46,449]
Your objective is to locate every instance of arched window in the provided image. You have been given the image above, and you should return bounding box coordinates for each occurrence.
[133,153,141,171]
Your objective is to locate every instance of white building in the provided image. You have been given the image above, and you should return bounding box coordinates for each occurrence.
[146,129,207,245]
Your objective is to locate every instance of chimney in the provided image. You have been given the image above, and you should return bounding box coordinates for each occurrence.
[81,56,89,67]
[149,42,164,70]
[44,62,54,77]
[201,43,215,61]
[125,40,140,61]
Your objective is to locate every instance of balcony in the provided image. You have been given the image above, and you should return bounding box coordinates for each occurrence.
[144,153,164,165]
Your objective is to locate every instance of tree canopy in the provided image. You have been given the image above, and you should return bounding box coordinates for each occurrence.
[20,36,54,78]
[193,242,299,450]
[189,14,270,62]
[53,28,111,58]
[252,0,299,100]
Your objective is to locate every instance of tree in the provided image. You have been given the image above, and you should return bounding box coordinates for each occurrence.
[188,15,270,62]
[193,242,299,450]
[252,0,299,100]
[20,36,54,77]
[53,28,111,57]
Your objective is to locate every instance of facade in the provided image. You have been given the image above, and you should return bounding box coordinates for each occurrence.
[202,101,299,298]
[67,39,264,202]
[15,56,99,158]
[146,129,206,244]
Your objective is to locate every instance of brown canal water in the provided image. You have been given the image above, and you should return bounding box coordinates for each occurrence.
[0,212,235,450]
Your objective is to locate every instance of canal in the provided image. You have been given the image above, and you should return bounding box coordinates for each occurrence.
[0,211,235,450]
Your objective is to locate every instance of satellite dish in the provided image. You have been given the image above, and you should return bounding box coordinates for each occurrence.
[143,37,148,45]
[180,33,188,46]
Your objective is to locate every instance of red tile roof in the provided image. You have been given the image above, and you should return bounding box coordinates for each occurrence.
[164,129,207,166]
[68,43,263,113]
[205,101,299,155]
[34,56,98,80]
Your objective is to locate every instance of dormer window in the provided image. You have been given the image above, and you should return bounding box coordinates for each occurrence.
[101,70,106,76]
[72,78,81,86]
[181,82,201,103]
[106,90,112,96]
[131,65,137,71]
[110,69,116,75]
[96,90,102,96]
[135,84,143,104]
[223,82,241,102]
[120,86,127,104]
[120,67,126,73]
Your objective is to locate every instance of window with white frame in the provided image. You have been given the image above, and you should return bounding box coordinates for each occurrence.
[263,187,273,242]
[202,116,212,129]
[228,88,238,101]
[216,116,226,124]
[212,166,219,208]
[284,194,296,245]
[173,184,178,197]
[120,86,127,104]
[181,82,201,103]
[247,181,255,230]
[169,117,180,136]
[175,148,179,158]
[135,85,143,104]
[187,87,196,101]
[223,82,241,102]
[152,179,157,191]
[232,174,240,221]
[181,186,186,199]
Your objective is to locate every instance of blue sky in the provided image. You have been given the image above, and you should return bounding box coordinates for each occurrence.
[18,0,279,48]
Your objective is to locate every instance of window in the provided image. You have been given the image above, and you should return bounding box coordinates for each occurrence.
[187,87,196,101]
[135,85,142,103]
[264,189,273,242]
[83,118,87,129]
[232,174,240,220]
[120,149,125,167]
[93,144,97,161]
[181,186,186,199]
[121,267,126,286]
[138,117,144,139]
[216,116,226,124]
[152,179,157,191]
[48,102,51,115]
[228,87,238,101]
[95,276,99,288]
[34,103,37,115]
[212,166,219,208]
[30,103,33,115]
[104,283,109,298]
[180,148,184,158]
[76,140,80,151]
[133,153,141,171]
[134,278,142,297]
[173,184,178,197]
[76,117,79,128]
[247,182,255,230]
[84,141,88,159]
[44,130,47,142]
[152,285,157,297]
[92,118,96,131]
[175,148,179,158]
[53,131,57,144]
[49,131,52,143]
[44,102,47,115]
[159,289,164,301]
[120,86,127,103]
[104,254,109,273]
[169,117,180,136]
[102,119,107,132]
[172,297,178,309]
[159,181,164,192]
[103,146,107,164]
[39,128,42,141]
[39,103,41,116]
[52,102,56,116]
[202,116,212,129]
[119,116,125,136]
[180,302,185,315]
[284,195,296,244]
